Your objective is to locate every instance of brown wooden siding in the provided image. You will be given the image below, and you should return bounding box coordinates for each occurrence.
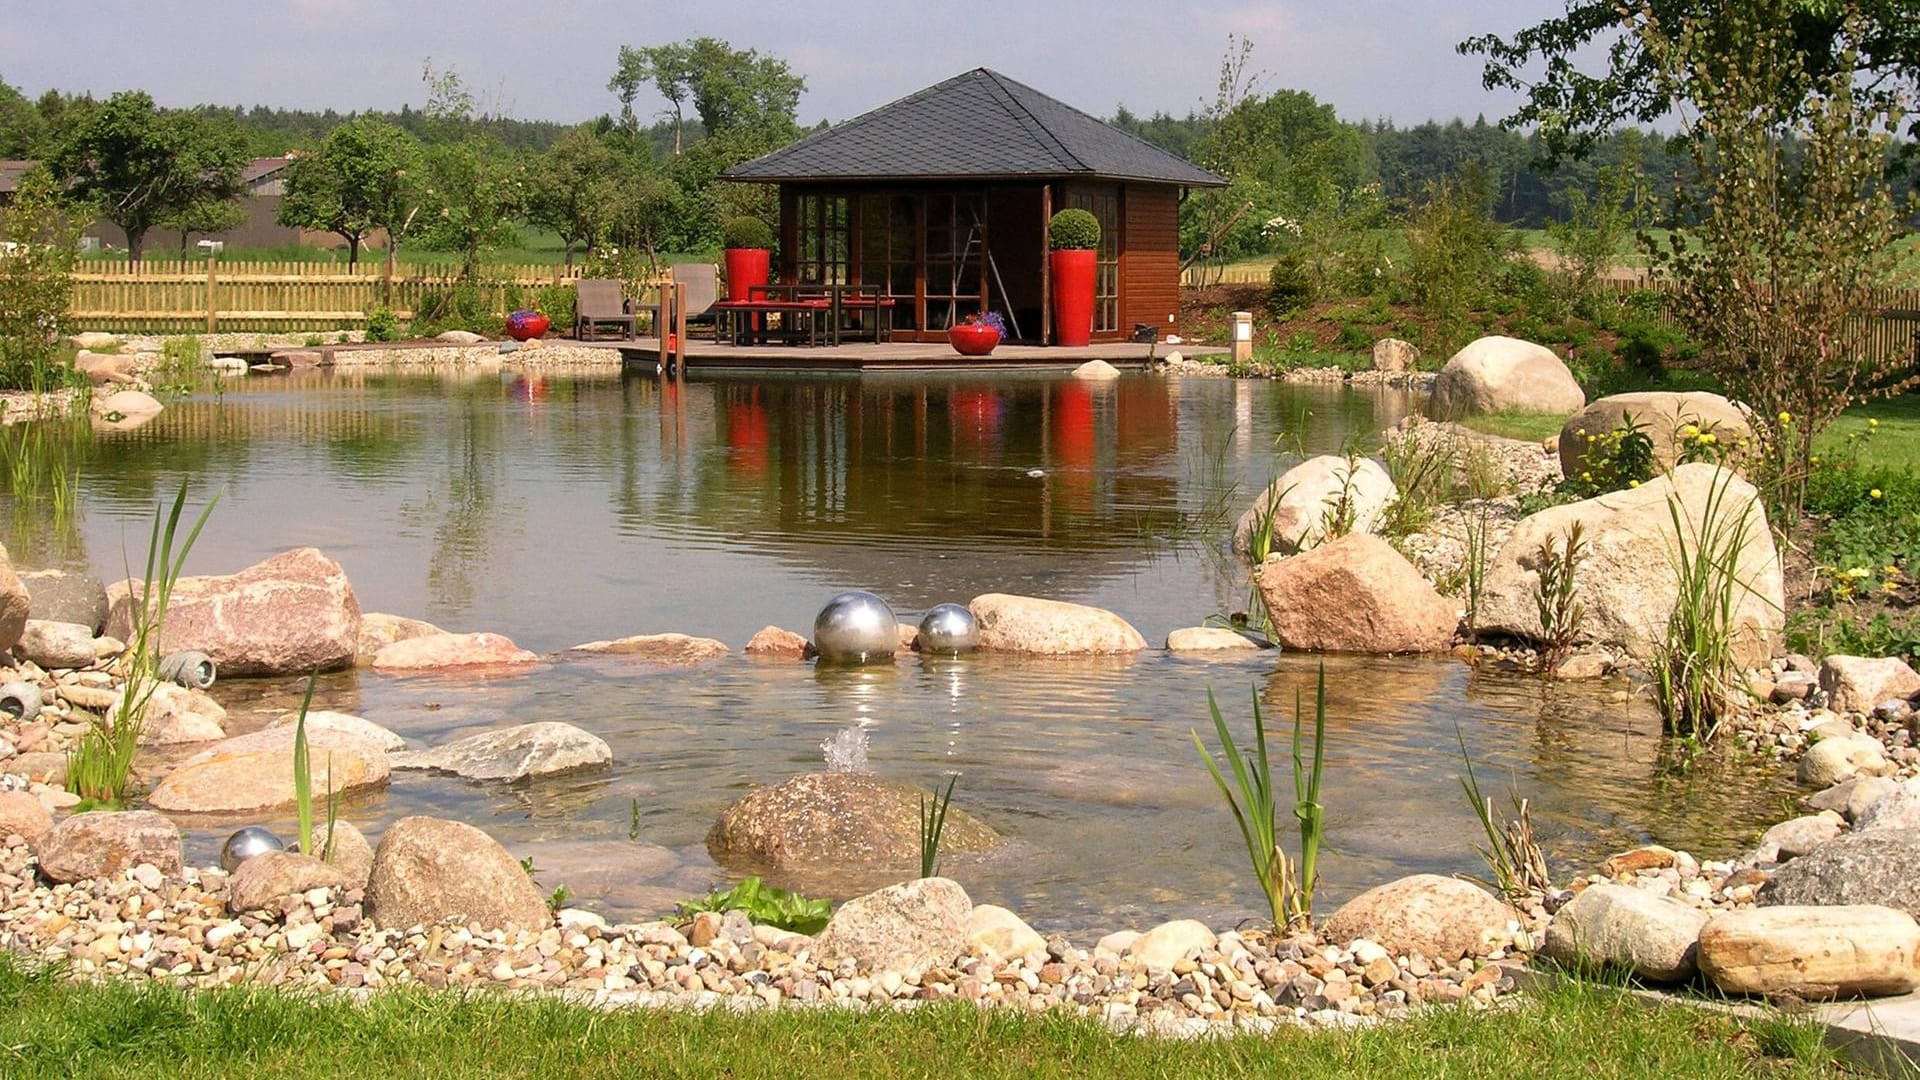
[1120,185,1181,338]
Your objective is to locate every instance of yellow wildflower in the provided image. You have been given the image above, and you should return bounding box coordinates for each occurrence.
[1778,411,1792,424]
[1870,418,1880,429]
[1629,479,1641,488]
[1679,423,1699,438]
[1872,489,1885,500]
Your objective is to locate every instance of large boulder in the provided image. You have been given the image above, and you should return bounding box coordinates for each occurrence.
[1698,905,1920,999]
[1855,781,1920,834]
[34,810,182,883]
[1230,455,1397,556]
[1429,336,1585,418]
[104,547,360,677]
[1253,533,1459,653]
[355,612,445,666]
[266,710,405,752]
[707,772,999,871]
[967,593,1146,655]
[90,389,164,419]
[74,350,138,386]
[17,567,107,632]
[308,820,375,888]
[1373,338,1420,373]
[1475,464,1783,666]
[1165,626,1262,652]
[1757,829,1920,916]
[0,543,27,653]
[1322,874,1514,961]
[390,722,611,782]
[1818,655,1920,715]
[1797,734,1889,788]
[815,877,971,974]
[15,620,96,669]
[1541,883,1710,982]
[146,726,390,815]
[371,631,538,670]
[226,851,353,913]
[565,632,729,665]
[744,625,814,659]
[1559,392,1751,480]
[365,816,550,932]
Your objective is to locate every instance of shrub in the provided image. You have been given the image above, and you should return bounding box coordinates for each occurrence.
[721,216,773,250]
[365,306,399,342]
[1048,208,1100,251]
[0,168,86,394]
[1335,322,1372,350]
[1267,254,1315,314]
[1562,413,1655,497]
[534,284,575,331]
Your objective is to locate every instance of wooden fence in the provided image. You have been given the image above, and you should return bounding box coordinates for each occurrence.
[1595,278,1920,363]
[68,259,666,334]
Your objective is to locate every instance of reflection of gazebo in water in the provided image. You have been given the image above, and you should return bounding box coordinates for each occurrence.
[722,69,1226,345]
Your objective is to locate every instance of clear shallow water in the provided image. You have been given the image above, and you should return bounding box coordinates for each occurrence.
[2,369,1796,932]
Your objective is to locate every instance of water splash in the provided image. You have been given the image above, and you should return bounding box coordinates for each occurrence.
[821,726,871,774]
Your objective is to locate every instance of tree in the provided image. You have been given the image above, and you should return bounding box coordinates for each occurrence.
[524,127,622,267]
[0,167,85,392]
[48,91,244,263]
[1461,0,1920,161]
[161,196,246,257]
[277,117,424,267]
[0,76,44,158]
[610,43,694,153]
[609,37,804,153]
[419,139,525,279]
[1637,1,1911,514]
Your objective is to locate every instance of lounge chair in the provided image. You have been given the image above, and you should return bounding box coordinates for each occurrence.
[651,263,720,340]
[573,279,635,341]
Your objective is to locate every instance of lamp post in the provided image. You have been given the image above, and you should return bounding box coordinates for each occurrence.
[197,240,224,333]
[1231,310,1253,365]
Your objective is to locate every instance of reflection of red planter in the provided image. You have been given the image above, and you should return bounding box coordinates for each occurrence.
[724,248,771,301]
[1050,249,1096,347]
[947,323,1002,356]
[506,310,550,341]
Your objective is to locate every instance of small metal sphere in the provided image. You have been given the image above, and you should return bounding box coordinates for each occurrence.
[157,650,217,690]
[813,590,899,664]
[0,681,42,723]
[918,603,979,654]
[220,826,285,872]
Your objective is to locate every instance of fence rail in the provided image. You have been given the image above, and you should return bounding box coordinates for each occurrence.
[68,259,666,334]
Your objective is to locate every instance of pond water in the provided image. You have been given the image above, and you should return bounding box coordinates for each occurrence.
[1,368,1797,933]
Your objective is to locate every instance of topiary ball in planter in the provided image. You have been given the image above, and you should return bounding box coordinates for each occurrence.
[1048,208,1101,251]
[506,310,550,341]
[723,217,774,251]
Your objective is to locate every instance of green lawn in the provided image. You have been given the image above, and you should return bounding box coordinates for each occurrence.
[0,957,1841,1079]
[1456,410,1569,442]
[1818,394,1920,471]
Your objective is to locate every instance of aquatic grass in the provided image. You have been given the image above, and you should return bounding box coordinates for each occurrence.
[289,671,338,864]
[1380,427,1458,536]
[1462,504,1493,636]
[1192,666,1327,931]
[1455,726,1550,903]
[919,775,958,879]
[1652,469,1761,739]
[1532,521,1587,674]
[69,481,216,808]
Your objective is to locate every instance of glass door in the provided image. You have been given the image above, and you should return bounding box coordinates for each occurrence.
[859,194,918,334]
[1068,187,1120,334]
[923,192,986,333]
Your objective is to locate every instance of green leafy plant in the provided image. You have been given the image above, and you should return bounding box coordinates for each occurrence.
[1533,521,1587,674]
[721,216,773,250]
[1047,208,1100,251]
[365,306,399,342]
[1191,666,1327,932]
[1456,726,1551,903]
[290,670,339,863]
[676,877,831,935]
[919,775,958,879]
[1267,253,1315,314]
[0,168,86,394]
[69,482,216,808]
[1652,470,1761,739]
[1562,413,1655,496]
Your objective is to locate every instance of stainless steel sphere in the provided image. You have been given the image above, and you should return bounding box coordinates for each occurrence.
[0,681,42,722]
[813,590,899,664]
[220,826,284,872]
[918,603,979,654]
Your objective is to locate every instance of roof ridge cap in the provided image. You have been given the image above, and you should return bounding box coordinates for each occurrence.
[990,69,1213,179]
[979,70,1088,174]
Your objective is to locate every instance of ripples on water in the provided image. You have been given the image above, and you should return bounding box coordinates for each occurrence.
[1,369,1794,931]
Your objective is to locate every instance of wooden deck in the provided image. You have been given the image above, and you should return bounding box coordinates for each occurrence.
[587,338,1226,372]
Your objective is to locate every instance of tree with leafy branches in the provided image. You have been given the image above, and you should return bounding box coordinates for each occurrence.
[0,167,86,392]
[277,117,424,268]
[524,127,624,268]
[49,91,245,263]
[419,139,525,280]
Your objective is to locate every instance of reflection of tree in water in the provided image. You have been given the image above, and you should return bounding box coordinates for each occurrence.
[399,393,523,616]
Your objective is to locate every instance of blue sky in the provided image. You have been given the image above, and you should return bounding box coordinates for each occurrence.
[1,1,1553,127]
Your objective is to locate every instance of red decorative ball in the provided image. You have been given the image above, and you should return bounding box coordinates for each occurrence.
[947,322,1001,356]
[506,310,551,341]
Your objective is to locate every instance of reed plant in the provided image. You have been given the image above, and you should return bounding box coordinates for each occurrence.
[69,482,215,808]
[918,775,958,879]
[290,671,339,863]
[1532,521,1588,674]
[1462,505,1493,637]
[1192,666,1327,932]
[1380,428,1457,536]
[1652,471,1760,739]
[1456,727,1551,902]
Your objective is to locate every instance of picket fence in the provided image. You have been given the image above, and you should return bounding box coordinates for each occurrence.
[68,259,666,333]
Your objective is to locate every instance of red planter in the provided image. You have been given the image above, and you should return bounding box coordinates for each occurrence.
[1050,249,1096,347]
[724,247,771,301]
[506,310,550,341]
[947,322,1002,356]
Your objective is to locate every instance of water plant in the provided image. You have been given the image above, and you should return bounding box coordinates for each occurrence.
[1532,521,1587,674]
[1462,504,1493,637]
[69,481,216,808]
[1191,666,1327,931]
[677,877,831,935]
[289,670,339,863]
[1652,470,1760,739]
[919,774,958,879]
[1455,726,1550,902]
[1380,428,1458,536]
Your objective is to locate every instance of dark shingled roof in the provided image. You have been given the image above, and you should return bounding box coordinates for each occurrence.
[724,69,1226,187]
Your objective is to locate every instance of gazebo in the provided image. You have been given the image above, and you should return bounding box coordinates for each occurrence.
[722,69,1226,346]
